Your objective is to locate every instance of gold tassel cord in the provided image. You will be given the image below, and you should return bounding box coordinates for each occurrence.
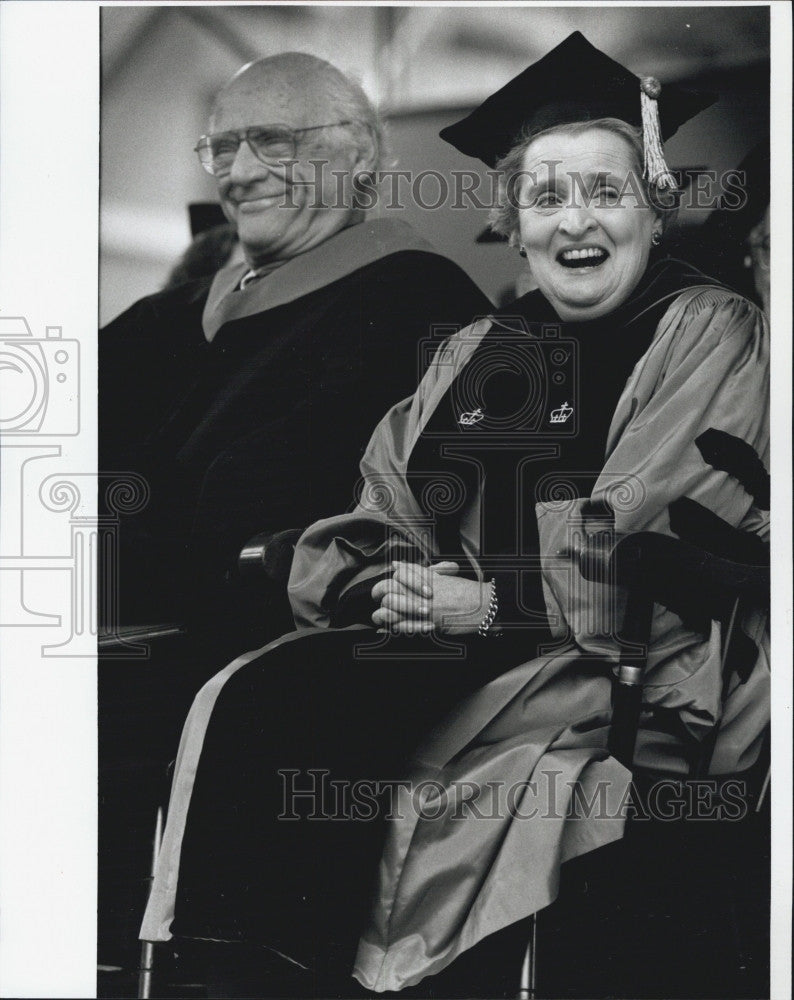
[640,76,678,191]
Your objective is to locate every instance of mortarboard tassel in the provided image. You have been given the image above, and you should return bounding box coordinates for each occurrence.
[640,77,678,191]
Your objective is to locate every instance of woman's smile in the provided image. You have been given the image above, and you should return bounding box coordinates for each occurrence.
[556,245,610,268]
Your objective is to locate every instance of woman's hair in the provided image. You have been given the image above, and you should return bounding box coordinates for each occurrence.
[488,117,678,246]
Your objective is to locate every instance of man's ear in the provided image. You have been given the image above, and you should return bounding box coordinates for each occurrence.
[353,125,378,176]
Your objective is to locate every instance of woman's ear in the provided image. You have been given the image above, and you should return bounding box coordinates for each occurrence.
[651,219,664,246]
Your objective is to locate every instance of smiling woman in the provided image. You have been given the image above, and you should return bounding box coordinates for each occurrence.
[489,117,680,321]
[517,125,661,319]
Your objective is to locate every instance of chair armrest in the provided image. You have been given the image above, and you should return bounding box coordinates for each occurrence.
[574,531,769,609]
[99,530,304,654]
[570,530,769,770]
[237,528,304,586]
[98,623,187,653]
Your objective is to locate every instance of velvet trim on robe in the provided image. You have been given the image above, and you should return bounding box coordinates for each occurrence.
[202,218,438,340]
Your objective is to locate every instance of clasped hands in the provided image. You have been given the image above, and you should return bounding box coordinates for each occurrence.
[371,560,489,636]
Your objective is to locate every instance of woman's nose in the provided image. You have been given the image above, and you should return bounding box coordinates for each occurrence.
[557,206,597,238]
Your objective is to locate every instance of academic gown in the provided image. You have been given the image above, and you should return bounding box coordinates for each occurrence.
[139,259,769,992]
[99,219,491,633]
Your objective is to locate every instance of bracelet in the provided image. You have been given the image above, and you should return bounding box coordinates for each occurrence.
[478,578,498,637]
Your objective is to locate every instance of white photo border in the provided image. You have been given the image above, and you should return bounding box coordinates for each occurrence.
[0,2,789,997]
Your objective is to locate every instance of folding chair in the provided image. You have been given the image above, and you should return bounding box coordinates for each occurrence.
[98,529,303,997]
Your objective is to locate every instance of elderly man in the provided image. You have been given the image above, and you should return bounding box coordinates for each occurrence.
[100,53,490,643]
[98,52,490,974]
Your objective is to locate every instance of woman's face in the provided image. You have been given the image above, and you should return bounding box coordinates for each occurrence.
[517,127,660,321]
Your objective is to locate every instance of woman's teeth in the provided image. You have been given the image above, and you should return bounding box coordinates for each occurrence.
[558,248,608,267]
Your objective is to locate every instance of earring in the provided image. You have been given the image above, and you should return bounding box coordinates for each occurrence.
[651,231,662,247]
[519,245,527,258]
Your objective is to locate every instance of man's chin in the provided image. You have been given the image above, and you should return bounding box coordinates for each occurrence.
[237,225,293,262]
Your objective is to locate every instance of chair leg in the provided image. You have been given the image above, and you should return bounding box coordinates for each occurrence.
[517,912,537,999]
[137,941,155,1000]
[138,805,164,999]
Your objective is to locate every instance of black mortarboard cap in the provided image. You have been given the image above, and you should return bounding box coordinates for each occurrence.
[440,31,716,177]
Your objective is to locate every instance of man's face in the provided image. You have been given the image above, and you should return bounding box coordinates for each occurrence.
[211,72,360,266]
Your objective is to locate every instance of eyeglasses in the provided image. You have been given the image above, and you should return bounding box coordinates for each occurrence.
[194,121,355,176]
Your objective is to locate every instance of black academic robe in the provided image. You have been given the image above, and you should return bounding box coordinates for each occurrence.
[99,220,491,634]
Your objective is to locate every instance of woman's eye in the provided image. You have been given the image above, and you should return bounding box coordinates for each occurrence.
[596,187,621,205]
[533,191,561,208]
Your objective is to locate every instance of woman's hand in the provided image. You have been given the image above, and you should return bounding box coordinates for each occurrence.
[371,561,489,635]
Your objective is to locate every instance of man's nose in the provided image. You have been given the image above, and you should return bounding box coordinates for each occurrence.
[226,138,271,185]
[557,205,597,238]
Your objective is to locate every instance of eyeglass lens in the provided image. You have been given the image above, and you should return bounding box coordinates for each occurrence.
[200,127,297,173]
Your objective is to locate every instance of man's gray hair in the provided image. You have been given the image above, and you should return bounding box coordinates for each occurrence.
[309,55,384,177]
[218,52,384,177]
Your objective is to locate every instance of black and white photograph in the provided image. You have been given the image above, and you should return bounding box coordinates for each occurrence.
[0,3,791,998]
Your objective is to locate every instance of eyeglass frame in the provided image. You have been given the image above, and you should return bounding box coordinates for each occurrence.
[194,121,357,176]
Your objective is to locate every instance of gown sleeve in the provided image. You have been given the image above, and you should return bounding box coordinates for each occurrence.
[602,286,769,537]
[536,287,769,745]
